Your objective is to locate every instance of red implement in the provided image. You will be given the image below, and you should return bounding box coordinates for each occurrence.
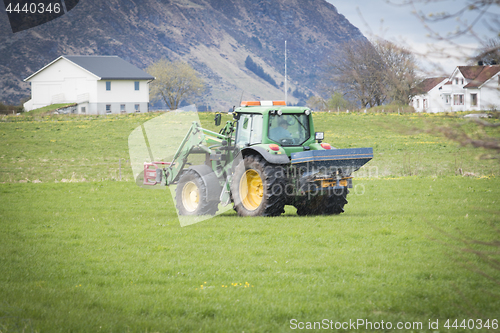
[143,162,171,185]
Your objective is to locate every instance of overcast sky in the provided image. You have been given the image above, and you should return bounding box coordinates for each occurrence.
[327,0,500,75]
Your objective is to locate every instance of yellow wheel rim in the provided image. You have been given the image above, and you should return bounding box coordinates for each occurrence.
[239,169,263,211]
[182,181,199,212]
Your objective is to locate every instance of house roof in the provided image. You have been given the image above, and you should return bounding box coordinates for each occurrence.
[413,77,448,94]
[463,65,500,88]
[25,55,155,81]
[457,66,486,80]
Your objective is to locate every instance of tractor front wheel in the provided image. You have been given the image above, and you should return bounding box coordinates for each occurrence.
[231,155,285,217]
[175,170,219,216]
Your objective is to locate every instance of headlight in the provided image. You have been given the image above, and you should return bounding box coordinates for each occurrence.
[315,132,324,141]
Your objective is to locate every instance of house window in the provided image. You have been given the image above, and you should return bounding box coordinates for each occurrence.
[453,94,464,105]
[455,78,459,85]
[423,99,428,109]
[461,78,464,85]
[106,81,111,91]
[134,81,140,91]
[106,104,111,113]
[471,93,477,106]
[135,104,140,113]
[444,95,451,104]
[80,106,86,113]
[120,104,126,113]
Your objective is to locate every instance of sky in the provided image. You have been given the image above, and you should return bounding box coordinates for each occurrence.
[327,0,500,75]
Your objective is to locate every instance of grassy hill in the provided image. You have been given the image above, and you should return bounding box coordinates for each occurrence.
[0,111,499,332]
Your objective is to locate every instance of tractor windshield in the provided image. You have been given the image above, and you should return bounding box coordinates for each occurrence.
[268,114,310,146]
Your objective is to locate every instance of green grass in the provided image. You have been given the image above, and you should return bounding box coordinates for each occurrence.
[0,178,499,332]
[23,103,77,116]
[1,112,499,183]
[0,111,499,332]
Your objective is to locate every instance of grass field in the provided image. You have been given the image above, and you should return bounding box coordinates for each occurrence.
[0,111,499,332]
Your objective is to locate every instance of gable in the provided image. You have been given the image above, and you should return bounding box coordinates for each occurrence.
[24,57,99,82]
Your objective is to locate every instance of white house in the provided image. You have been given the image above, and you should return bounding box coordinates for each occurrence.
[412,65,500,113]
[411,77,448,113]
[23,55,155,114]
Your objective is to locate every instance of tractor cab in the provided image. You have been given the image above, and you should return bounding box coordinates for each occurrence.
[233,101,317,155]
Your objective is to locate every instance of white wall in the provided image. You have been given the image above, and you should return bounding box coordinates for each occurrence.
[96,80,149,104]
[449,71,467,112]
[480,75,500,110]
[412,79,449,113]
[24,58,151,113]
[24,58,97,110]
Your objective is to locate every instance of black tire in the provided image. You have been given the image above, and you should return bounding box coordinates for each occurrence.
[231,155,286,217]
[295,195,323,216]
[322,188,349,215]
[175,170,219,216]
[295,188,348,216]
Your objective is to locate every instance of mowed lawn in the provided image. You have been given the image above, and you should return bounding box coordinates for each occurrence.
[0,111,499,332]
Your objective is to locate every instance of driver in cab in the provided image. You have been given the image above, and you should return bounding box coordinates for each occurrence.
[270,119,292,141]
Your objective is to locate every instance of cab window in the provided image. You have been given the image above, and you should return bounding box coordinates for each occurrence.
[268,113,309,146]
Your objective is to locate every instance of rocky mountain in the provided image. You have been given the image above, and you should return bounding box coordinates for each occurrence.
[0,0,365,109]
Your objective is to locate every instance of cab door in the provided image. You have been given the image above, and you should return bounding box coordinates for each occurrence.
[235,113,263,147]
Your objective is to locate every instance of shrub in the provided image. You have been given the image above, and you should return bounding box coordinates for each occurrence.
[0,102,23,115]
[368,103,415,113]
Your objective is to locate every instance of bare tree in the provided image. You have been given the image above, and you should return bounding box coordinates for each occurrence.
[473,37,500,65]
[306,95,327,111]
[398,0,500,41]
[388,0,500,67]
[325,39,419,107]
[147,59,205,110]
[374,39,421,105]
[325,40,387,108]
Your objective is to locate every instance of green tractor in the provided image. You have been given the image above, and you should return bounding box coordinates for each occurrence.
[143,101,373,217]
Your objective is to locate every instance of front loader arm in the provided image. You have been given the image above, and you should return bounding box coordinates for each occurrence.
[165,121,234,185]
[164,121,208,185]
[143,120,235,186]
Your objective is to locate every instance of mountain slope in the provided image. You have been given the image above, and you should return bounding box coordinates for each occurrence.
[0,0,365,109]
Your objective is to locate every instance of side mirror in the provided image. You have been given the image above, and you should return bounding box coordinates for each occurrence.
[214,113,222,126]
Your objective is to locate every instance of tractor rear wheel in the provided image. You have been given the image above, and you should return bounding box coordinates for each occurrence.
[231,155,285,217]
[322,189,348,215]
[295,195,323,216]
[175,169,219,216]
